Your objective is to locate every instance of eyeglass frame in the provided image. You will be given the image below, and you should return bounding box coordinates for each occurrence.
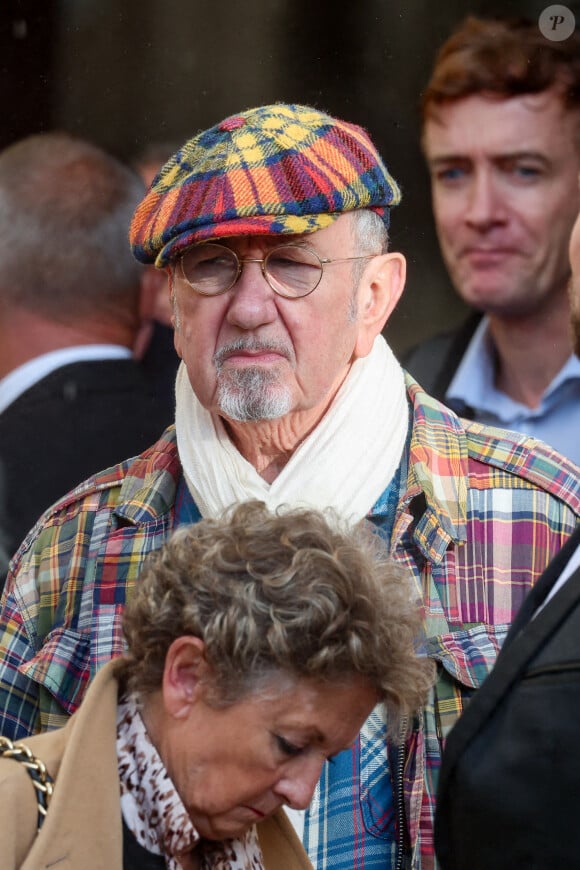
[176,242,380,299]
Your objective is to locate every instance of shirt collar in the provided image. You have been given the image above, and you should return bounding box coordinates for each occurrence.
[0,344,132,414]
[446,315,580,419]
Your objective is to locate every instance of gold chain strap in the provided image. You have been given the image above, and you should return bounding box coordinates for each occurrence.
[0,735,54,831]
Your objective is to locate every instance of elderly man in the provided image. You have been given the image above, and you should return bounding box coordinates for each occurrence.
[434,207,580,868]
[404,16,580,464]
[0,104,578,870]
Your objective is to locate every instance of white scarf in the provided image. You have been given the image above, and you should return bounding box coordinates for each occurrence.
[175,334,408,523]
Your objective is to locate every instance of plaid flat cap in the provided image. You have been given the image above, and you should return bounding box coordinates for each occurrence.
[130,103,402,267]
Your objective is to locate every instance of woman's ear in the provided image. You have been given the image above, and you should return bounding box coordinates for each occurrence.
[162,636,209,720]
[353,252,406,359]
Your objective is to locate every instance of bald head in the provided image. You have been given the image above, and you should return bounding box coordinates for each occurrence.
[0,132,145,327]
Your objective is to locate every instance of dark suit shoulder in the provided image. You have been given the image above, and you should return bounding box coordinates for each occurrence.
[435,527,580,869]
[0,358,174,575]
[401,312,482,400]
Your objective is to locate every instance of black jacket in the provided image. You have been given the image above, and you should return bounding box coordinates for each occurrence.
[435,525,580,869]
[0,358,174,585]
[401,313,482,416]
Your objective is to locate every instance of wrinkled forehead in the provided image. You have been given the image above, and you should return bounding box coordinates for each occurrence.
[422,87,580,147]
[422,89,580,153]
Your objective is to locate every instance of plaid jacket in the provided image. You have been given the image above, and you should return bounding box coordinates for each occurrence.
[0,376,578,868]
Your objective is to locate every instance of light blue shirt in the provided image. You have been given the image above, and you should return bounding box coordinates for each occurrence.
[446,316,580,466]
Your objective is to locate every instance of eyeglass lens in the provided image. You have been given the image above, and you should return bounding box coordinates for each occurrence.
[180,243,323,297]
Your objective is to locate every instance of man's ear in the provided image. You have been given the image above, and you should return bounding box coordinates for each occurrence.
[354,252,406,359]
[132,265,170,359]
[150,269,173,327]
[141,265,167,318]
[162,636,209,720]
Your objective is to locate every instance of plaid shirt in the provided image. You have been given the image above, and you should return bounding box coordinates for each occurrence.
[0,377,578,868]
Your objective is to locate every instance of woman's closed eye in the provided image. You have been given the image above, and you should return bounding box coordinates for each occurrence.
[275,734,305,758]
[275,733,339,764]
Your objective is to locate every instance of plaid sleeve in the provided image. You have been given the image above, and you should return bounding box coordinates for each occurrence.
[0,477,126,738]
[0,565,42,738]
[0,445,178,739]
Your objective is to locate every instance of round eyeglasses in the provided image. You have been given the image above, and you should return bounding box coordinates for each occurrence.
[178,243,379,299]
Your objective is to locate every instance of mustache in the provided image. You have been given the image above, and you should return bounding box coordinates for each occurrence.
[213,337,294,368]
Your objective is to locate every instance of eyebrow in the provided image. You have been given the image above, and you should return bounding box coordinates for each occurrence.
[428,151,552,167]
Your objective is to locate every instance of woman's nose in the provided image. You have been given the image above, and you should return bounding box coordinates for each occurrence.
[273,755,325,811]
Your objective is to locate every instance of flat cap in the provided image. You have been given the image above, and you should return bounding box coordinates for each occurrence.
[130,103,401,267]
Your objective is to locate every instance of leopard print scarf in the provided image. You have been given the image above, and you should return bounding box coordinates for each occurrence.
[116,695,265,869]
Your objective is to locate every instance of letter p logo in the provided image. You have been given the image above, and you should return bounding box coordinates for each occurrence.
[539,5,576,40]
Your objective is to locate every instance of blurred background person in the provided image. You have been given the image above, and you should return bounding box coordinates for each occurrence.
[133,140,185,190]
[0,132,174,586]
[404,15,580,465]
[0,500,433,869]
[434,202,580,869]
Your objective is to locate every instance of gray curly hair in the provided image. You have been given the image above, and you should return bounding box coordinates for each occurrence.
[119,501,434,731]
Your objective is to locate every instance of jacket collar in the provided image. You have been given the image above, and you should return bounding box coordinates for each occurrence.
[22,662,122,868]
[113,427,181,525]
[382,376,469,565]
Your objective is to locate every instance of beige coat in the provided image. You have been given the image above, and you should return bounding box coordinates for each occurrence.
[0,661,312,869]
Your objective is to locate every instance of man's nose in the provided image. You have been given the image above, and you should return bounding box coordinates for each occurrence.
[225,259,278,330]
[273,755,325,811]
[464,170,506,229]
